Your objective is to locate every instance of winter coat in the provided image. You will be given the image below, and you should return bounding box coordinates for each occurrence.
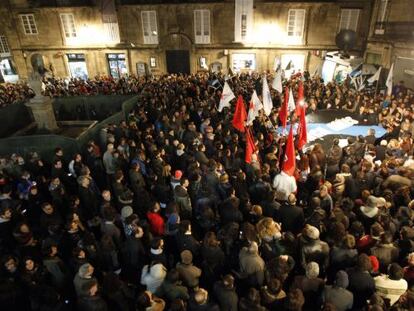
[346,267,376,309]
[73,274,97,297]
[147,212,165,236]
[276,203,305,235]
[176,262,202,288]
[175,233,200,257]
[141,263,167,293]
[77,295,108,311]
[174,186,192,219]
[156,280,190,302]
[239,248,265,287]
[213,281,239,311]
[323,286,353,311]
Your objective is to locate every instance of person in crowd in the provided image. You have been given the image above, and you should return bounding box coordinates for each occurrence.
[0,71,413,310]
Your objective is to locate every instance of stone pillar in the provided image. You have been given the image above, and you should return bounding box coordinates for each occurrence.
[26,95,58,131]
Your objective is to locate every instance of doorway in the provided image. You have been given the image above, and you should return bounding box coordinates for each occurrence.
[166,50,190,74]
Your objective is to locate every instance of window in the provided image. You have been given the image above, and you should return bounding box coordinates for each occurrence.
[141,11,158,44]
[339,9,360,32]
[234,0,253,42]
[104,23,120,43]
[20,14,38,35]
[60,13,77,38]
[67,54,88,80]
[107,54,127,78]
[0,36,10,54]
[194,10,210,44]
[287,9,305,41]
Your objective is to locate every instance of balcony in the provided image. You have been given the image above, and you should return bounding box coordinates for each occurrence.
[373,21,414,41]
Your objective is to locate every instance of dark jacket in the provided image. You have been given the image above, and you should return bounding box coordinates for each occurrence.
[156,279,190,302]
[276,203,305,235]
[77,295,108,311]
[213,281,238,311]
[346,267,375,309]
[175,233,200,258]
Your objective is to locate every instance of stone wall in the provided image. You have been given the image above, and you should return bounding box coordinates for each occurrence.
[0,0,373,78]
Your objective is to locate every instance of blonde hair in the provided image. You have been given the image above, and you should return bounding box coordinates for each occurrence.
[256,217,281,240]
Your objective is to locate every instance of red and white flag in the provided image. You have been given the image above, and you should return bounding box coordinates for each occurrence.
[247,90,263,126]
[218,81,235,112]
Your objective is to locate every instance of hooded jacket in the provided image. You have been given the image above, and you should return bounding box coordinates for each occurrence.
[141,263,167,293]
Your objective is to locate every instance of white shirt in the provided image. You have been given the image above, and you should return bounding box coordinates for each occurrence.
[272,171,297,200]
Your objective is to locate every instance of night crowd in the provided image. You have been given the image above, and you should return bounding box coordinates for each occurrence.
[0,71,414,311]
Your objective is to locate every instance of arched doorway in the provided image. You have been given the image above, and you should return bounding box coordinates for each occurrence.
[163,32,192,74]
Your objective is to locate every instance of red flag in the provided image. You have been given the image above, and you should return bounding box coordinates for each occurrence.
[282,124,296,176]
[232,95,247,132]
[295,81,305,117]
[297,105,307,150]
[279,87,289,128]
[245,127,257,163]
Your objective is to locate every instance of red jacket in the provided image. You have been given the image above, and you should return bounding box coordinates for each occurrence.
[147,211,165,236]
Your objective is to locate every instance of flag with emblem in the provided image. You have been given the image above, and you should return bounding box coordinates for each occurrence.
[218,81,235,112]
[247,90,263,126]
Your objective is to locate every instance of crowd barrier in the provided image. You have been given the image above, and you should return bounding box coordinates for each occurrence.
[0,96,140,163]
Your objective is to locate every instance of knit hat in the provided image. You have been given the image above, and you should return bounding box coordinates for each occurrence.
[121,206,133,219]
[335,270,349,288]
[303,224,320,240]
[180,250,193,264]
[174,170,183,180]
[369,255,380,273]
[305,262,319,279]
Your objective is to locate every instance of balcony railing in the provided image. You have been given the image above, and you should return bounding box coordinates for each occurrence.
[374,21,414,41]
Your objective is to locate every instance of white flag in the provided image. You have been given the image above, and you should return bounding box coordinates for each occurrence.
[247,90,263,125]
[288,88,295,112]
[368,67,381,83]
[272,69,283,93]
[218,81,235,112]
[262,76,273,116]
[386,63,394,96]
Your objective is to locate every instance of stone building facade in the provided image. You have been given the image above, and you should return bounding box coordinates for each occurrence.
[0,0,373,80]
[365,0,414,87]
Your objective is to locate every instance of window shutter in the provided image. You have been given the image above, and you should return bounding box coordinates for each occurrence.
[60,14,77,38]
[0,36,10,54]
[142,11,158,44]
[339,9,360,32]
[203,10,210,42]
[195,10,210,44]
[234,0,253,42]
[287,9,305,39]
